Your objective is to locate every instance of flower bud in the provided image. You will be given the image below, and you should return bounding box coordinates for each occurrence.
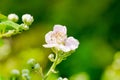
[63,78,68,80]
[22,73,31,80]
[58,77,63,80]
[22,14,34,26]
[22,69,30,80]
[8,14,19,22]
[27,58,36,66]
[34,63,40,70]
[27,58,36,70]
[20,24,29,30]
[48,53,55,62]
[11,69,20,77]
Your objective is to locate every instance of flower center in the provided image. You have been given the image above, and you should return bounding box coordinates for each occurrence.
[52,32,66,45]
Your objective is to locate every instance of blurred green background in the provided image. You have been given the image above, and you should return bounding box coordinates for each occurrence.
[0,0,120,80]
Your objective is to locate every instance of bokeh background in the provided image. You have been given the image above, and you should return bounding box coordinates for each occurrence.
[0,0,120,80]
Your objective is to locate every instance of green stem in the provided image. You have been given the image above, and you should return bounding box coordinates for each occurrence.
[38,67,44,80]
[44,54,59,80]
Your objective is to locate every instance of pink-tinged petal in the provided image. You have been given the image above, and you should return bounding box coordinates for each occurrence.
[43,44,57,48]
[45,31,53,44]
[61,47,70,52]
[58,45,71,52]
[53,24,67,34]
[65,37,79,50]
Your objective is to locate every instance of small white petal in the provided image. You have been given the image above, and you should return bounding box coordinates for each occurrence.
[65,37,79,50]
[58,45,71,52]
[45,31,54,44]
[43,44,57,48]
[22,14,34,25]
[53,24,67,34]
[8,14,19,22]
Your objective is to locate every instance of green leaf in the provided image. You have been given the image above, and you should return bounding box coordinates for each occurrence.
[1,20,20,30]
[0,23,6,33]
[0,14,7,21]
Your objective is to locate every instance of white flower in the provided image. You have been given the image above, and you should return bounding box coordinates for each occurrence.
[43,24,79,52]
[22,14,34,26]
[11,69,20,76]
[8,13,19,22]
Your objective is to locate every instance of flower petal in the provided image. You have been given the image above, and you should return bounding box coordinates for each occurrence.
[65,37,79,50]
[53,24,67,35]
[58,45,71,52]
[45,31,53,44]
[43,44,57,48]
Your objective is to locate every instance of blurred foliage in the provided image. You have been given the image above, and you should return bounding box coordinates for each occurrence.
[0,39,11,60]
[102,52,120,80]
[70,72,90,80]
[0,0,120,80]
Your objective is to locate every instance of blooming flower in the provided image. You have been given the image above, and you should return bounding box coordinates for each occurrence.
[43,24,79,52]
[8,13,19,22]
[22,14,34,26]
